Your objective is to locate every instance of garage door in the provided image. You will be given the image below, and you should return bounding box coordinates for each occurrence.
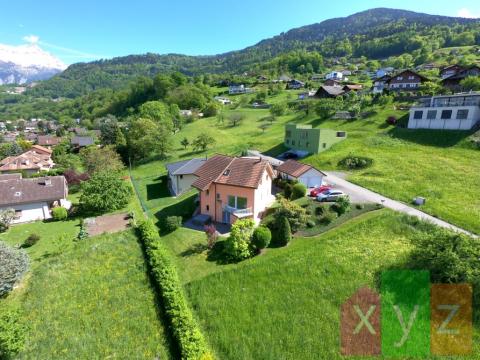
[303,176,322,188]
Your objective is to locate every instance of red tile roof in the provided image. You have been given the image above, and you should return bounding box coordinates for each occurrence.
[277,160,325,178]
[192,154,273,191]
[37,136,61,146]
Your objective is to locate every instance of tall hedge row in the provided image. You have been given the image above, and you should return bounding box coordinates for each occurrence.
[137,219,212,360]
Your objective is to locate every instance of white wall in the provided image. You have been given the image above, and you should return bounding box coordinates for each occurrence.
[253,170,275,224]
[408,106,480,130]
[298,168,324,188]
[1,202,51,224]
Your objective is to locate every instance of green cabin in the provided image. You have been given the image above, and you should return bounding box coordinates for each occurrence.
[284,124,347,154]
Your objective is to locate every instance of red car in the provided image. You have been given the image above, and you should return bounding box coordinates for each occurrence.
[309,185,332,197]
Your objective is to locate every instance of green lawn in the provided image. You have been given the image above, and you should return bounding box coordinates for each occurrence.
[161,210,478,359]
[2,230,172,359]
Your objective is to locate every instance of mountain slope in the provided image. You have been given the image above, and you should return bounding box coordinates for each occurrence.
[28,8,480,98]
[0,44,66,85]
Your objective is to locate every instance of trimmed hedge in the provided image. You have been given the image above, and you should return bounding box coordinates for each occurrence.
[137,219,211,360]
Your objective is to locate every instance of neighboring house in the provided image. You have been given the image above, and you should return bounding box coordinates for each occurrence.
[166,158,207,196]
[286,79,305,90]
[441,65,480,91]
[440,64,465,79]
[277,160,326,188]
[341,70,352,76]
[311,74,323,81]
[284,124,347,154]
[71,136,94,148]
[325,71,344,81]
[0,145,54,175]
[37,135,61,147]
[257,75,268,82]
[24,133,38,142]
[375,67,394,78]
[214,96,232,105]
[191,154,275,224]
[0,173,70,224]
[228,84,253,95]
[245,150,284,169]
[278,74,292,82]
[386,70,428,91]
[408,93,480,130]
[315,85,345,98]
[324,79,342,87]
[372,75,391,94]
[342,84,363,93]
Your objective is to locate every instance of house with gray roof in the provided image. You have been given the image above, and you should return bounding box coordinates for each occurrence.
[166,158,207,196]
[0,174,70,224]
[71,136,94,148]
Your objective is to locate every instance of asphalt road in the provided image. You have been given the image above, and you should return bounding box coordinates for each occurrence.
[323,171,478,238]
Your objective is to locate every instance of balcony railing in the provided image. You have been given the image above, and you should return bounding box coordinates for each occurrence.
[412,96,480,108]
[223,205,253,217]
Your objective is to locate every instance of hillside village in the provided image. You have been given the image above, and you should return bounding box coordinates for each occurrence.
[0,6,479,360]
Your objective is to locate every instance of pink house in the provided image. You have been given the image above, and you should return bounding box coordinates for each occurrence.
[191,155,275,224]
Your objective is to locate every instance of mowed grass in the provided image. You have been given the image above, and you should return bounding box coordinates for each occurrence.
[8,230,171,359]
[173,210,479,359]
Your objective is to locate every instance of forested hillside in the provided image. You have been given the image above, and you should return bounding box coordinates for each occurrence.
[26,8,480,98]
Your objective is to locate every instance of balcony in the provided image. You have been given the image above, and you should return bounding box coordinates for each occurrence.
[223,205,253,218]
[412,95,480,108]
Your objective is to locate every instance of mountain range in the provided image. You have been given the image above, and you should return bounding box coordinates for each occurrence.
[4,8,480,98]
[0,44,66,85]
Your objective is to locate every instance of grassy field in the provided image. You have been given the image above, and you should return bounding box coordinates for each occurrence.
[131,93,480,234]
[162,210,478,359]
[1,230,172,359]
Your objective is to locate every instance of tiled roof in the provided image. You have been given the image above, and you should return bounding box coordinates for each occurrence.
[37,136,61,146]
[277,160,325,178]
[191,155,272,191]
[0,175,67,206]
[0,148,53,172]
[318,85,345,96]
[31,144,52,155]
[71,136,94,147]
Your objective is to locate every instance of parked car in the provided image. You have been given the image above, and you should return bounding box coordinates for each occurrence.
[316,189,347,202]
[282,152,299,159]
[309,185,332,197]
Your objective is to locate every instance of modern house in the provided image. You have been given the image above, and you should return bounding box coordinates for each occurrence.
[284,124,347,154]
[441,65,480,91]
[315,85,345,98]
[277,160,326,188]
[0,173,70,224]
[325,71,344,81]
[286,79,305,90]
[0,145,54,175]
[408,93,480,130]
[71,136,94,148]
[191,155,275,224]
[166,158,207,196]
[37,135,61,147]
[228,84,253,95]
[386,70,428,92]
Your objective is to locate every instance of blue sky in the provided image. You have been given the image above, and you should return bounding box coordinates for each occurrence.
[1,0,480,64]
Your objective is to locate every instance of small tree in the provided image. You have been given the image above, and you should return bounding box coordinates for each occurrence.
[277,217,292,246]
[331,196,351,216]
[0,242,29,297]
[80,145,124,175]
[180,137,190,150]
[259,123,269,133]
[204,224,218,250]
[224,218,255,261]
[460,76,480,91]
[80,172,132,214]
[291,183,307,200]
[0,209,15,233]
[270,103,287,117]
[252,226,271,252]
[274,198,307,232]
[229,113,245,127]
[192,133,216,152]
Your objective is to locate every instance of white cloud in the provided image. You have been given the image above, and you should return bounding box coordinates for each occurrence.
[23,34,39,44]
[457,8,480,18]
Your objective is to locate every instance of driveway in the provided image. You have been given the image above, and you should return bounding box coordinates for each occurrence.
[323,172,477,238]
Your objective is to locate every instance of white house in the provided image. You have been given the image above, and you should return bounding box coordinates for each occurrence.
[166,158,207,196]
[214,96,232,105]
[326,71,344,81]
[276,160,326,188]
[228,84,253,95]
[0,174,70,224]
[408,93,480,130]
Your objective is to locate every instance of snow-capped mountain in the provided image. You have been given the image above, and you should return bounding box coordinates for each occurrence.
[0,43,67,85]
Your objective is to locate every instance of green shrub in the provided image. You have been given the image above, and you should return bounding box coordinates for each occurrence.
[0,305,27,358]
[0,209,15,233]
[306,220,316,228]
[330,196,351,216]
[0,242,29,297]
[275,198,307,232]
[315,206,325,216]
[163,216,182,233]
[277,217,292,246]
[52,206,68,221]
[252,226,271,251]
[77,221,88,241]
[319,211,337,225]
[22,234,40,248]
[291,183,307,200]
[137,220,210,359]
[284,183,293,199]
[338,155,373,170]
[355,204,364,210]
[224,219,255,261]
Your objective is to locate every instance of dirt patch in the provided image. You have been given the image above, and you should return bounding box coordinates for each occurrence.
[85,213,131,237]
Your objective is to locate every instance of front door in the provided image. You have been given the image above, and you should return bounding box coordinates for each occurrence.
[222,211,230,224]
